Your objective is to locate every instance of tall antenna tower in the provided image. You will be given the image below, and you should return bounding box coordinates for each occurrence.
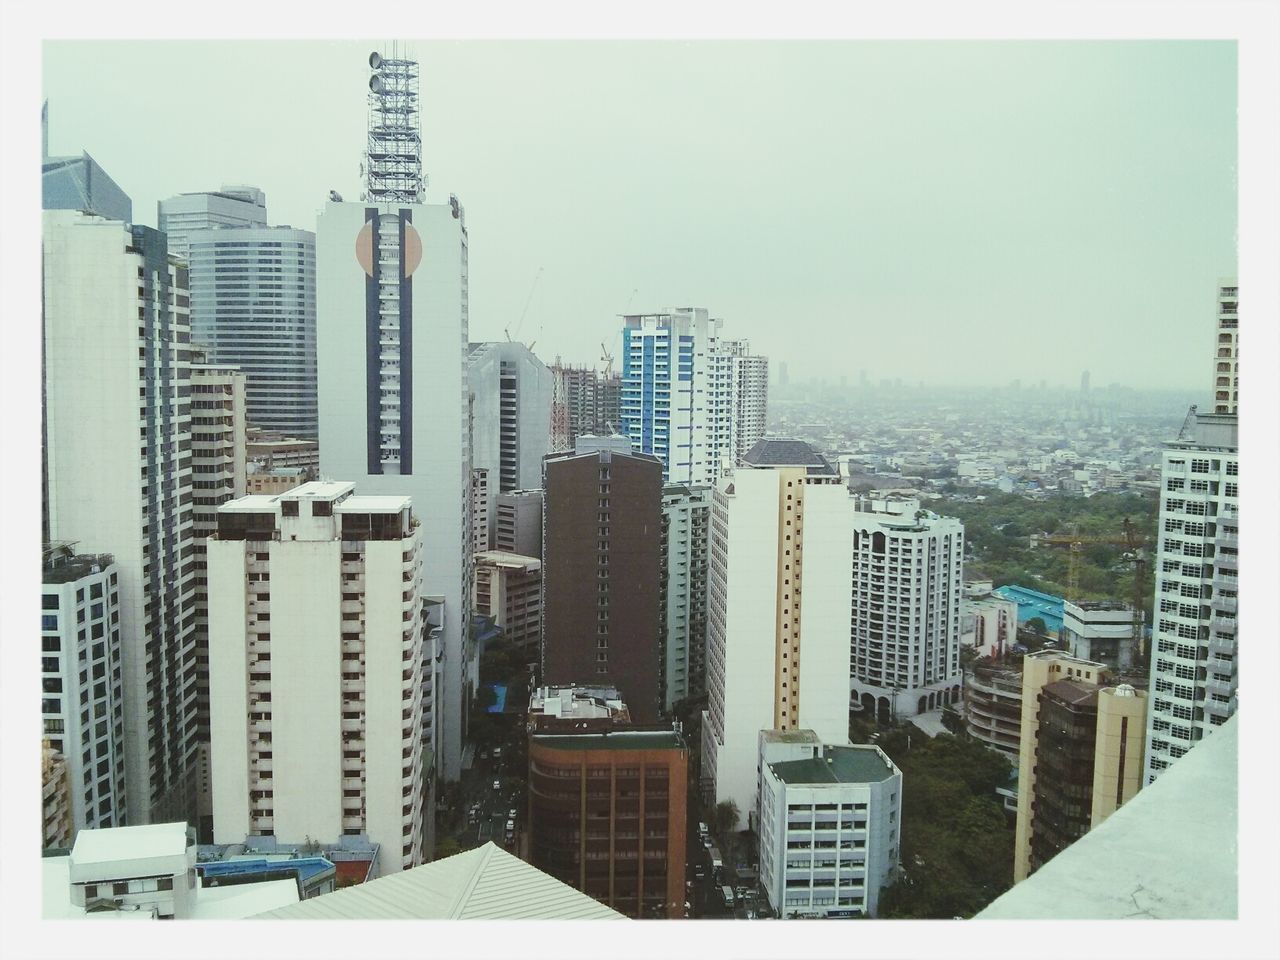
[365,46,423,203]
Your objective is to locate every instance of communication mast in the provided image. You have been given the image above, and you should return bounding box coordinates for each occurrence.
[365,46,423,203]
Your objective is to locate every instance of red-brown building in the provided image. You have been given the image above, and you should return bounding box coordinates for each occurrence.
[528,728,688,918]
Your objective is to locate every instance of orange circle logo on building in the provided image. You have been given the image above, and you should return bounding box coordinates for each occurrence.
[355,216,423,278]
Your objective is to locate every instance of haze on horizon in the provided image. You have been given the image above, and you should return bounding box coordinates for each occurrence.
[41,39,1236,390]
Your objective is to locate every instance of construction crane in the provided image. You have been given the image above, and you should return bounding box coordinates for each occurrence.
[600,341,615,380]
[505,267,543,346]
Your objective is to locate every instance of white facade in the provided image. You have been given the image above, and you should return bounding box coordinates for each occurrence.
[849,495,964,720]
[702,442,851,829]
[620,308,733,486]
[467,341,553,497]
[317,198,471,781]
[961,592,1019,660]
[1061,600,1138,672]
[1211,278,1238,415]
[208,482,431,874]
[42,553,127,834]
[757,733,901,919]
[723,339,769,465]
[157,186,267,264]
[1143,411,1238,784]
[660,484,711,710]
[43,210,199,825]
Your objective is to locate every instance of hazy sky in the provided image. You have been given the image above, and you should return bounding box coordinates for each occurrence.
[42,40,1236,389]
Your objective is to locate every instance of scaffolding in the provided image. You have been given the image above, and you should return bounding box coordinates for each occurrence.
[365,47,423,203]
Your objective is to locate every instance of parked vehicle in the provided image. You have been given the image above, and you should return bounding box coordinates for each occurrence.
[720,885,735,909]
[493,779,501,790]
[709,847,723,871]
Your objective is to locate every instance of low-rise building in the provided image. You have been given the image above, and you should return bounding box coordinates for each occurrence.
[473,550,542,660]
[1062,600,1139,673]
[246,465,311,495]
[963,662,1023,756]
[757,731,902,919]
[527,685,631,733]
[528,727,688,918]
[962,592,1019,660]
[42,822,299,919]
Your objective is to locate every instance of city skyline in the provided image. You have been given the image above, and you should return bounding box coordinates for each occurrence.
[41,39,1235,391]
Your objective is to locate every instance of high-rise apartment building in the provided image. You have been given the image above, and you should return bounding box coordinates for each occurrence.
[849,495,964,722]
[317,51,472,780]
[473,551,543,661]
[549,363,621,452]
[542,440,664,724]
[1143,281,1240,785]
[494,489,542,557]
[470,468,491,552]
[157,186,268,264]
[42,743,74,850]
[179,225,318,438]
[207,482,431,874]
[756,731,902,919]
[528,723,688,918]
[1013,651,1147,883]
[702,440,854,828]
[723,339,768,465]
[659,484,710,711]
[44,210,200,826]
[467,341,553,497]
[619,308,733,486]
[41,549,127,834]
[1212,279,1238,415]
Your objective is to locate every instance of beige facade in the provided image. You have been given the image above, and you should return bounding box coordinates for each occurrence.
[246,467,310,495]
[1090,686,1148,826]
[42,742,73,850]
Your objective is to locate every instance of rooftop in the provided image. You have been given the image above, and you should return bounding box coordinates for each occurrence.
[474,550,542,572]
[760,729,822,745]
[336,495,412,514]
[42,552,114,584]
[1042,678,1100,708]
[769,746,897,785]
[532,729,686,752]
[70,822,189,868]
[742,437,837,474]
[253,843,624,920]
[281,480,356,500]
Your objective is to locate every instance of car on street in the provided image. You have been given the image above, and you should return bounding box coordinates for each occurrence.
[508,807,518,819]
[493,779,501,790]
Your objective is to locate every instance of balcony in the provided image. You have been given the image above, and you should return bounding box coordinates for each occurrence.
[1211,595,1237,616]
[1209,616,1236,636]
[1205,674,1237,698]
[1206,634,1236,658]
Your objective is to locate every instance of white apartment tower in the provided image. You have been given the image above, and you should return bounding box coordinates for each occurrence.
[723,339,769,465]
[1143,280,1240,784]
[42,549,127,834]
[620,308,734,486]
[317,50,472,780]
[702,440,855,829]
[207,482,431,874]
[467,341,553,496]
[660,484,711,711]
[43,210,200,826]
[849,495,964,722]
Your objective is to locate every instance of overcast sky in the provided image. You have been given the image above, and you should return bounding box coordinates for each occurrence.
[42,39,1236,389]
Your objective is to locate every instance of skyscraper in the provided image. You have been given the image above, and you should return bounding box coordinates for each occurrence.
[701,439,854,828]
[542,439,664,724]
[180,224,318,438]
[549,362,621,452]
[317,49,471,780]
[41,104,132,223]
[724,339,769,466]
[157,186,268,264]
[660,484,711,711]
[849,495,964,722]
[44,210,199,825]
[207,483,431,873]
[1142,281,1239,785]
[467,341,553,497]
[619,308,733,486]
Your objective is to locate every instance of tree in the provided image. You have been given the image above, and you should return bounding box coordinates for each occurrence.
[1025,616,1047,637]
[434,836,461,861]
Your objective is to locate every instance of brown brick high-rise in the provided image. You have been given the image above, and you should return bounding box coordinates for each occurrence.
[543,442,663,724]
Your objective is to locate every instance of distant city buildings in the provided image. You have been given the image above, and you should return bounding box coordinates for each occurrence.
[467,341,553,497]
[702,440,853,828]
[44,210,200,826]
[316,51,472,781]
[724,339,769,465]
[549,362,621,452]
[1013,651,1147,883]
[156,186,268,263]
[542,439,664,724]
[757,731,902,919]
[660,484,711,711]
[207,482,432,874]
[849,495,964,722]
[42,548,127,836]
[1212,279,1238,415]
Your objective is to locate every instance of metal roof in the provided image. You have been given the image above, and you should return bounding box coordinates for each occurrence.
[252,843,625,920]
[742,438,837,474]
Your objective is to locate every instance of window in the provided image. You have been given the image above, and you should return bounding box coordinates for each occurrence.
[281,500,299,517]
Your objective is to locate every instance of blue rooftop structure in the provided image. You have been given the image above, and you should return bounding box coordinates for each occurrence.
[993,584,1064,635]
[487,683,508,714]
[197,857,336,899]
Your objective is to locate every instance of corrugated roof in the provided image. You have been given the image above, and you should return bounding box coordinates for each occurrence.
[253,843,625,920]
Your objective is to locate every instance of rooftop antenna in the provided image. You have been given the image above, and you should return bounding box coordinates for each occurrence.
[365,44,424,203]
